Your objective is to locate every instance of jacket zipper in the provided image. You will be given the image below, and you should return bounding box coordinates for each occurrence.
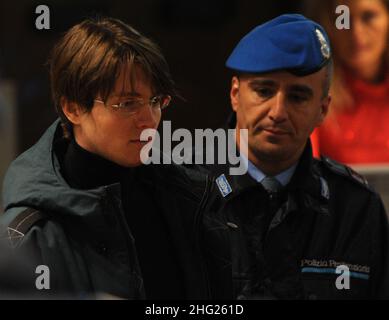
[193,173,214,299]
[103,187,146,299]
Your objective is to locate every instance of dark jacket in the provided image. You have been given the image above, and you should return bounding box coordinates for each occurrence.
[201,138,389,300]
[0,120,213,299]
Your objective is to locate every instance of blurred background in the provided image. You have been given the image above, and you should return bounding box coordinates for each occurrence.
[0,0,388,211]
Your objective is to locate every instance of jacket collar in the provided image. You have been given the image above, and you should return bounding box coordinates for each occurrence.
[3,119,130,232]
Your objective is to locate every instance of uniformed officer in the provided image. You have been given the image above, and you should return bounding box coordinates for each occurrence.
[201,14,389,299]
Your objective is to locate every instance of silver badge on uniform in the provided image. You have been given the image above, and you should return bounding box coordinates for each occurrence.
[216,174,232,197]
[315,28,331,59]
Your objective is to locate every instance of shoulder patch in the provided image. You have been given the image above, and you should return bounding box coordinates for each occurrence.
[321,156,372,191]
[216,174,233,197]
[346,167,368,186]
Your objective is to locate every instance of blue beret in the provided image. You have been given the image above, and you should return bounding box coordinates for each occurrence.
[226,14,331,76]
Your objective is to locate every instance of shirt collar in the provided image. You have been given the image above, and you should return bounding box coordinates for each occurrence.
[240,151,298,186]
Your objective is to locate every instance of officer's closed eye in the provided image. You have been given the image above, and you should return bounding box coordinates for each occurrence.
[287,85,313,104]
[287,92,310,104]
[252,87,276,99]
[251,87,310,104]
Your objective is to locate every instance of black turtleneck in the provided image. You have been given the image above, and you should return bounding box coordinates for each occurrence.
[62,138,184,299]
[63,138,126,189]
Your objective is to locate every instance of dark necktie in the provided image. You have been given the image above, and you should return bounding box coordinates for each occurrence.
[261,176,283,195]
[239,176,285,299]
[261,176,284,231]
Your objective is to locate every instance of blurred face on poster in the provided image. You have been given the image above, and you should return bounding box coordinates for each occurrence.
[332,0,389,80]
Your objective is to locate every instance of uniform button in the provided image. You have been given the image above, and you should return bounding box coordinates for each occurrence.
[98,244,108,255]
[226,222,239,229]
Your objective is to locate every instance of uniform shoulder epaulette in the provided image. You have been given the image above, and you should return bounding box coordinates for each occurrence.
[320,156,373,191]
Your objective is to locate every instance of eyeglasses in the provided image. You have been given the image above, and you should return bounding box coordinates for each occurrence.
[94,95,171,115]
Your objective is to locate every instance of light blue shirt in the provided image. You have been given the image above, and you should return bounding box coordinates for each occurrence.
[240,152,298,187]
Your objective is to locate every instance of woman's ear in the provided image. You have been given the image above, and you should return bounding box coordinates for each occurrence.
[61,97,83,125]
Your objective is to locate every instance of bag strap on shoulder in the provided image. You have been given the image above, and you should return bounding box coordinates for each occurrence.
[6,208,46,247]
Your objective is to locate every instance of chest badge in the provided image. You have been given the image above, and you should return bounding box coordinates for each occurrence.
[216,174,232,197]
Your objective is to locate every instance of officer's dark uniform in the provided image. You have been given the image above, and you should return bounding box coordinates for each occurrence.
[200,15,389,300]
